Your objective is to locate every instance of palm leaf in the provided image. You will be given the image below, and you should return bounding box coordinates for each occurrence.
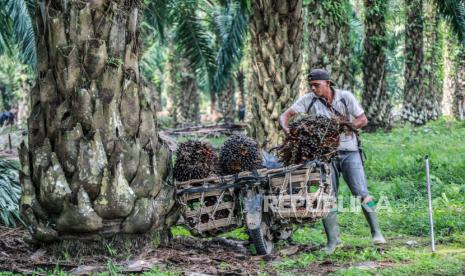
[140,38,166,83]
[436,0,465,43]
[169,0,217,89]
[212,1,248,93]
[0,158,22,228]
[0,0,36,68]
[0,4,15,56]
[143,0,169,43]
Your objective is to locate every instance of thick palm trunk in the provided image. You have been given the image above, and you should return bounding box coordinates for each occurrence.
[455,47,465,120]
[236,68,246,106]
[249,0,303,147]
[177,59,200,126]
[307,0,352,90]
[0,86,3,110]
[362,0,391,131]
[165,43,180,124]
[401,0,428,125]
[219,79,236,123]
[423,4,443,121]
[441,28,456,117]
[152,78,162,114]
[209,92,217,118]
[20,1,175,242]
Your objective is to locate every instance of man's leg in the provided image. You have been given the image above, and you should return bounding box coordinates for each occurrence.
[339,151,386,245]
[322,159,342,254]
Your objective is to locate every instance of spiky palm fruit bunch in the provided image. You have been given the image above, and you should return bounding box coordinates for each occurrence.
[277,116,341,165]
[174,141,217,181]
[219,135,262,175]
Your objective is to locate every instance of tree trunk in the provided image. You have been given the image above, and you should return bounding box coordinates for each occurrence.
[19,0,175,242]
[209,92,216,115]
[249,0,304,148]
[0,85,5,111]
[165,42,180,125]
[441,27,456,117]
[423,4,443,121]
[219,79,236,123]
[306,0,352,90]
[236,68,246,106]
[455,47,465,120]
[177,59,200,126]
[401,0,428,125]
[362,0,391,131]
[152,76,163,114]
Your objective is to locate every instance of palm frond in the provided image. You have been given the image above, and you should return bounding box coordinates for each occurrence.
[140,39,166,83]
[436,0,465,43]
[0,4,15,56]
[212,1,248,93]
[170,0,216,89]
[143,0,169,42]
[0,0,36,68]
[0,158,22,228]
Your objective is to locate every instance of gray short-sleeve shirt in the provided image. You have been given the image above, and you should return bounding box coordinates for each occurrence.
[290,89,364,151]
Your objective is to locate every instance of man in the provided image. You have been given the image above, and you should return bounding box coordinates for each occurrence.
[278,69,386,254]
[0,109,15,127]
[237,101,246,122]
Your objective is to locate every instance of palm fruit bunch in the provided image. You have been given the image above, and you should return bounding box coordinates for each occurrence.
[174,140,217,181]
[277,115,342,165]
[219,134,262,175]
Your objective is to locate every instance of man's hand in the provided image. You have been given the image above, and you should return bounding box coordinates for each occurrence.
[283,126,290,136]
[279,108,297,135]
[352,113,368,129]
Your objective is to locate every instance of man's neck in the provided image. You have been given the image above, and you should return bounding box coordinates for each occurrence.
[323,88,335,104]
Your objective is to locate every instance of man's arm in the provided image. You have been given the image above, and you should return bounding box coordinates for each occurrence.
[351,113,368,129]
[278,108,297,135]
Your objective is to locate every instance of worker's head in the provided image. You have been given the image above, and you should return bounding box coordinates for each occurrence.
[307,69,335,97]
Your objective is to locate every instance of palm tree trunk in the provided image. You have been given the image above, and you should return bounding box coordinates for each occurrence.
[423,4,443,121]
[20,1,174,242]
[209,92,218,119]
[249,0,304,148]
[236,67,246,106]
[219,79,236,123]
[455,47,465,120]
[165,42,180,125]
[153,77,162,114]
[178,59,200,126]
[401,0,428,125]
[441,27,456,117]
[0,85,5,111]
[307,0,352,90]
[362,0,391,131]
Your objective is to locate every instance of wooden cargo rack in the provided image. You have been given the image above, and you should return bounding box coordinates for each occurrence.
[175,161,335,235]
